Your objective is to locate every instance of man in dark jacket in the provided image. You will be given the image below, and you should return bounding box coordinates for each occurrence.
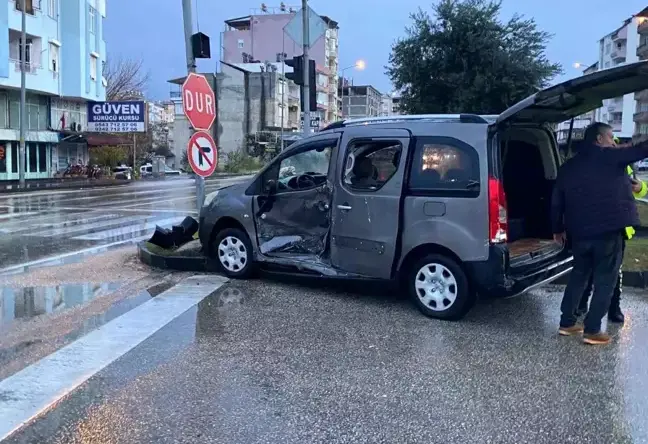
[552,122,648,345]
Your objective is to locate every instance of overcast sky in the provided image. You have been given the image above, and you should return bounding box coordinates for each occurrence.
[104,0,648,100]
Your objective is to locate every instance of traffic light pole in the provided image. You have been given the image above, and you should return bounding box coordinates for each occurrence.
[301,0,311,135]
[182,0,205,213]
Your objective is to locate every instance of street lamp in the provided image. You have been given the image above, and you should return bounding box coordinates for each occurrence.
[339,60,365,119]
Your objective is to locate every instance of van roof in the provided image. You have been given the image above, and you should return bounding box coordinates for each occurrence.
[320,114,499,131]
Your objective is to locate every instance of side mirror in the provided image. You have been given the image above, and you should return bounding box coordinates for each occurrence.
[264,179,277,194]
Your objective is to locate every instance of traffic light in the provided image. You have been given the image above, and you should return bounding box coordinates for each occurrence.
[298,60,317,112]
[285,55,304,86]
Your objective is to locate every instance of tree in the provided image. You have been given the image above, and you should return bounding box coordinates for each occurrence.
[90,145,128,168]
[103,56,149,101]
[386,0,562,115]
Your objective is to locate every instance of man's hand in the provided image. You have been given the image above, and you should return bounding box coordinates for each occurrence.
[632,179,642,193]
[553,232,566,245]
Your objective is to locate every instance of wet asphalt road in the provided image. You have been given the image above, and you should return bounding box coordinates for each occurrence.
[0,176,250,271]
[4,277,648,444]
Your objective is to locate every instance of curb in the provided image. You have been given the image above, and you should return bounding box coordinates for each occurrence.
[555,271,648,288]
[0,179,132,193]
[137,241,219,273]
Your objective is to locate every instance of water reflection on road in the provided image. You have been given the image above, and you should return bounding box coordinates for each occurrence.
[0,282,122,328]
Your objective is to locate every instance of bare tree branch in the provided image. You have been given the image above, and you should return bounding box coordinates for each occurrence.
[104,56,149,101]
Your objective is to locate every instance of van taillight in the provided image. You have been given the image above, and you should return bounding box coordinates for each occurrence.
[488,177,508,244]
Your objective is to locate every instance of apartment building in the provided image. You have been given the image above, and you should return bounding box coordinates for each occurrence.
[0,0,107,181]
[338,84,382,119]
[221,6,340,128]
[635,8,648,137]
[591,15,642,138]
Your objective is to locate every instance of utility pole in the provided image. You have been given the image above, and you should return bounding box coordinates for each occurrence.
[182,0,205,212]
[18,0,27,187]
[280,34,285,151]
[301,0,311,135]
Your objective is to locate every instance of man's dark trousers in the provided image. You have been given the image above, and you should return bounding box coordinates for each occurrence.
[578,239,626,314]
[560,231,624,334]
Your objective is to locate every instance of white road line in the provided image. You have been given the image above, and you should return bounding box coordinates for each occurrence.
[0,274,229,441]
[29,215,155,237]
[0,211,39,221]
[0,235,151,276]
[0,176,252,201]
[0,213,120,234]
[118,195,195,208]
[72,217,185,240]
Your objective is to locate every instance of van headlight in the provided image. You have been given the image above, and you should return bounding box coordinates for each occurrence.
[203,190,219,207]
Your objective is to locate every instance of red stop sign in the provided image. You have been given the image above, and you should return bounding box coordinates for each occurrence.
[182,73,216,131]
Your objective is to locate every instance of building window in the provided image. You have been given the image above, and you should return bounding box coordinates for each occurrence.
[49,43,59,72]
[605,61,611,68]
[15,0,35,15]
[18,38,33,66]
[89,7,96,34]
[237,39,244,49]
[11,144,18,173]
[408,137,480,197]
[0,144,6,173]
[605,42,611,54]
[48,0,56,18]
[28,143,37,173]
[0,93,7,129]
[38,143,47,172]
[342,140,402,191]
[90,55,97,80]
[8,92,48,131]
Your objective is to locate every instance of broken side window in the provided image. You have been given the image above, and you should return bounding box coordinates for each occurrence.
[342,140,402,191]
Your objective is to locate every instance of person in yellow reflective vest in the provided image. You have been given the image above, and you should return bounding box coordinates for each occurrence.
[577,136,648,322]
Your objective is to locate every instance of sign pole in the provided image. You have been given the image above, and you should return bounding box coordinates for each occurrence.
[301,0,311,136]
[132,133,136,173]
[182,0,204,213]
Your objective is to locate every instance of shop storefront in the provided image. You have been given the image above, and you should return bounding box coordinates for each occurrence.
[0,140,57,181]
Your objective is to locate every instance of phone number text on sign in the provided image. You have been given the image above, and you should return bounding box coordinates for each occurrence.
[87,122,146,133]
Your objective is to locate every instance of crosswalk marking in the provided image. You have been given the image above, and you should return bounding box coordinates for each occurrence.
[27,215,157,237]
[0,275,229,441]
[72,217,186,241]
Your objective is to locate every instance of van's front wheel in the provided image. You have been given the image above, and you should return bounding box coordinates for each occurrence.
[407,254,474,320]
[211,228,255,279]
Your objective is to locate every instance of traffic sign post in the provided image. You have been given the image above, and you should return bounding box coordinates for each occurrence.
[187,131,218,178]
[182,73,216,131]
[181,71,217,213]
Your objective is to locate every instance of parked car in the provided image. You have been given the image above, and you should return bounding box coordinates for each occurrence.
[199,61,648,320]
[139,164,181,177]
[113,166,132,180]
[636,159,648,171]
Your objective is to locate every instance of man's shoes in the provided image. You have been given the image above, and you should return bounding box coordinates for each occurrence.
[559,325,584,336]
[608,310,625,324]
[583,332,611,345]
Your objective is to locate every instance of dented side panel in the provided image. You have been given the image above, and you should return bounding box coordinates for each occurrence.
[255,183,332,256]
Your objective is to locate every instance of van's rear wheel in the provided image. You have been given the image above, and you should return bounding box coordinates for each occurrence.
[211,228,255,279]
[407,254,474,320]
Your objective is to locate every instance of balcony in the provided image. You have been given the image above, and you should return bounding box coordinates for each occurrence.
[636,89,648,101]
[11,59,41,74]
[639,18,648,34]
[610,47,626,62]
[13,0,42,15]
[634,111,648,123]
[637,42,648,58]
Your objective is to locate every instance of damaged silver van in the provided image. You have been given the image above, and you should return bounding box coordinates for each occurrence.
[199,61,648,320]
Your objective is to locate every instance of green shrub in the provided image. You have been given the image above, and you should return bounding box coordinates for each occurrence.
[220,150,264,173]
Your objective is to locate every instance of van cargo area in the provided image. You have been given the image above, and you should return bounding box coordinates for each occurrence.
[499,127,564,264]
